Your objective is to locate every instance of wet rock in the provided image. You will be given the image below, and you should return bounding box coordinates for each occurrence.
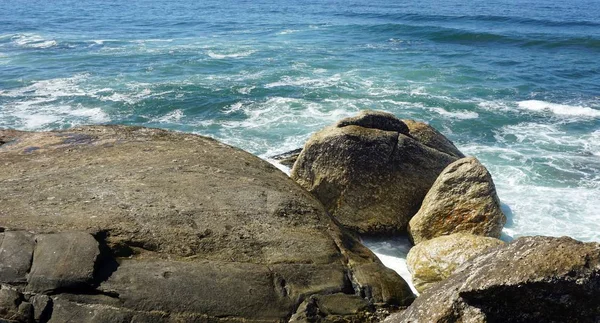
[401,119,465,158]
[408,157,506,244]
[0,232,35,283]
[386,236,600,323]
[27,232,100,294]
[291,111,457,234]
[406,233,504,292]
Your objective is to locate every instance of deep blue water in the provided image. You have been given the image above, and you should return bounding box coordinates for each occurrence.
[1,0,599,243]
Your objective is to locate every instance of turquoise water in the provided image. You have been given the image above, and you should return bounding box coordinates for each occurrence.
[1,0,599,242]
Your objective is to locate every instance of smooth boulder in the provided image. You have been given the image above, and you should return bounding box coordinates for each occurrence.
[386,236,600,322]
[406,233,504,292]
[0,125,414,322]
[408,157,506,244]
[291,110,458,234]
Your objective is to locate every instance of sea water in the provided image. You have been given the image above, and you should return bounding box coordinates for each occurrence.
[1,0,599,288]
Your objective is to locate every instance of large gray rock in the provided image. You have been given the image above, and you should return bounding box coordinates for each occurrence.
[406,233,504,292]
[387,236,600,323]
[0,125,414,322]
[291,111,457,234]
[408,157,506,244]
[0,231,34,283]
[28,232,100,293]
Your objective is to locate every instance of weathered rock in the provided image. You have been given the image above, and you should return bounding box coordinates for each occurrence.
[0,232,34,283]
[408,157,506,244]
[386,236,600,323]
[406,233,504,292]
[0,125,414,322]
[28,232,100,293]
[291,111,457,234]
[401,119,465,158]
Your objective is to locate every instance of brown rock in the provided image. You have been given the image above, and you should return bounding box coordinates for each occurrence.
[0,125,414,322]
[408,157,506,244]
[406,233,504,292]
[387,236,600,323]
[291,111,457,234]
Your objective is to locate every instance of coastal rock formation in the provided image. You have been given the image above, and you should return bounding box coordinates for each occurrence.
[291,110,458,234]
[0,125,414,322]
[401,119,465,158]
[386,236,600,322]
[406,233,504,292]
[408,157,506,244]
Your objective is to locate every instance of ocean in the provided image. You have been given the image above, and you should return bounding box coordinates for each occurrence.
[1,0,599,287]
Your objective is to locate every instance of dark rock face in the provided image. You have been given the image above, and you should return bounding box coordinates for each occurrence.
[337,110,410,135]
[291,111,457,234]
[386,236,600,323]
[0,125,414,322]
[408,157,506,245]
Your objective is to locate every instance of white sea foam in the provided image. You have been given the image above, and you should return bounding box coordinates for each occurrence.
[265,74,342,89]
[155,109,184,123]
[361,238,418,295]
[430,107,479,119]
[277,29,300,35]
[207,50,256,59]
[11,33,57,49]
[237,86,255,94]
[1,100,109,130]
[461,121,600,242]
[517,100,600,118]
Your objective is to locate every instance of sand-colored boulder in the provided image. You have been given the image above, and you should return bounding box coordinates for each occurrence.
[291,111,457,234]
[402,119,465,158]
[386,236,600,322]
[408,157,506,244]
[0,125,414,322]
[406,233,504,292]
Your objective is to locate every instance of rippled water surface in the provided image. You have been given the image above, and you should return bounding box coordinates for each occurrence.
[1,0,599,245]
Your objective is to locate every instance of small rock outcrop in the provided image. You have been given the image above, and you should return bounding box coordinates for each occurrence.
[406,233,504,292]
[408,157,506,244]
[270,148,302,167]
[401,119,465,158]
[0,125,414,322]
[386,236,600,322]
[291,110,458,234]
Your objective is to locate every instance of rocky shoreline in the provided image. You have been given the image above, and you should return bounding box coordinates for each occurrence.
[1,111,599,322]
